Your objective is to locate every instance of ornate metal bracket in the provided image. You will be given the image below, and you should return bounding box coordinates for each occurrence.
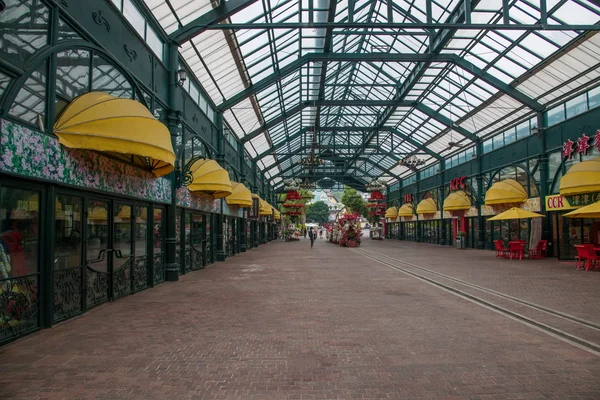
[92,10,110,32]
[123,44,137,62]
[176,155,206,189]
[192,114,199,123]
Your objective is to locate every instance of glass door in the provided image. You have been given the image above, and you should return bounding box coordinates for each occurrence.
[86,199,110,307]
[190,213,204,270]
[112,203,133,299]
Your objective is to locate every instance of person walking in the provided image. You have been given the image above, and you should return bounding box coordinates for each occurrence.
[309,227,315,248]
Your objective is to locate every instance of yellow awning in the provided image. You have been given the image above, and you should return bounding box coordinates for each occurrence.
[187,159,233,198]
[89,206,107,222]
[385,207,398,219]
[487,207,544,220]
[563,200,600,218]
[225,182,253,208]
[54,92,176,177]
[398,204,414,217]
[274,209,281,220]
[443,191,471,211]
[485,179,527,205]
[259,198,273,216]
[416,198,437,214]
[559,157,600,196]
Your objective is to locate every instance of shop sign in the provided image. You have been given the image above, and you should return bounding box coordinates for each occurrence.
[403,193,413,203]
[449,176,467,191]
[561,131,600,159]
[248,198,259,219]
[545,194,577,211]
[566,192,600,207]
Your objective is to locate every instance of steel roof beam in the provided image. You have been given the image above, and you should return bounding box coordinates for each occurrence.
[170,0,260,44]
[219,52,542,112]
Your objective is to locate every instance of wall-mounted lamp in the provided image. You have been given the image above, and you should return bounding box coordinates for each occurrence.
[0,1,6,12]
[177,69,187,86]
[531,126,545,136]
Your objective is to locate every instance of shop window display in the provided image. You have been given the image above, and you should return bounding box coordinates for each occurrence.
[0,187,41,341]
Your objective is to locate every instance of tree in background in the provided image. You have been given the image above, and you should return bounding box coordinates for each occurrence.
[306,201,330,224]
[341,187,367,218]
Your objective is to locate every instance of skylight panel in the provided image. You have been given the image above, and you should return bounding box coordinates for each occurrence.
[553,1,600,25]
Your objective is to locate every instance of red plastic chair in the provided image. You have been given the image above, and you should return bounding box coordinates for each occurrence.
[528,240,548,259]
[508,241,525,260]
[493,240,508,258]
[584,246,600,271]
[574,245,588,270]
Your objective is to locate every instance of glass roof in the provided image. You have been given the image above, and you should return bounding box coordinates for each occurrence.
[144,0,600,188]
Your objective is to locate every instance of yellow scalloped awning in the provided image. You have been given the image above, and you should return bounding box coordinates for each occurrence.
[485,179,527,205]
[54,92,175,177]
[443,191,471,211]
[559,157,600,196]
[416,198,437,215]
[385,207,398,219]
[225,182,253,208]
[274,209,281,220]
[398,204,414,217]
[187,159,232,198]
[259,198,273,216]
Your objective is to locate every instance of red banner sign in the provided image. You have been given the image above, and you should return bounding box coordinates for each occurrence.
[449,176,467,191]
[403,193,412,203]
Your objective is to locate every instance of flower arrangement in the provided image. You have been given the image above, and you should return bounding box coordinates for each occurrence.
[365,203,387,208]
[368,191,384,201]
[282,203,305,208]
[285,191,301,200]
[285,211,302,215]
[366,179,387,192]
[283,178,302,192]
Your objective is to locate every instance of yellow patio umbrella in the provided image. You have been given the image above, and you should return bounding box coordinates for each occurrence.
[563,200,600,219]
[54,92,176,177]
[487,207,544,221]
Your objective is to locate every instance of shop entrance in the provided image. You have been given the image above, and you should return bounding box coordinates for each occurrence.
[84,199,150,308]
[225,217,237,257]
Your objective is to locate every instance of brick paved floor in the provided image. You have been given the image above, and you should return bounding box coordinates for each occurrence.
[365,239,600,324]
[1,238,599,400]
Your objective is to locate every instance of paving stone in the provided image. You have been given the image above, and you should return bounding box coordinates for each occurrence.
[0,237,598,399]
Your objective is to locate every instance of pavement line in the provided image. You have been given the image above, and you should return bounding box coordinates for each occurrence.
[358,247,600,332]
[350,249,600,357]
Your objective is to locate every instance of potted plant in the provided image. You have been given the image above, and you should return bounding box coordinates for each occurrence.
[456,231,467,249]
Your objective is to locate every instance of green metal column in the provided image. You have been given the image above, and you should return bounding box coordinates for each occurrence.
[537,112,550,249]
[475,141,485,249]
[239,143,247,252]
[165,42,181,282]
[439,160,448,246]
[216,113,226,262]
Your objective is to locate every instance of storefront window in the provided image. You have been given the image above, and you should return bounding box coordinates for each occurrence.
[56,50,91,101]
[153,208,164,252]
[55,195,82,269]
[565,93,588,119]
[87,200,108,272]
[546,104,565,126]
[92,55,132,99]
[10,61,47,125]
[135,206,147,256]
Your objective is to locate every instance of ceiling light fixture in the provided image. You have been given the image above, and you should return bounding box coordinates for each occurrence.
[399,155,426,167]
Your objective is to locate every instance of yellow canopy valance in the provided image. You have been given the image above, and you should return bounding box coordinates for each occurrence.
[443,191,471,211]
[559,157,600,196]
[416,198,437,215]
[487,207,544,220]
[259,198,273,216]
[225,182,253,208]
[54,92,176,177]
[187,159,233,198]
[398,204,414,217]
[563,200,600,219]
[274,209,281,220]
[485,179,527,205]
[385,206,398,219]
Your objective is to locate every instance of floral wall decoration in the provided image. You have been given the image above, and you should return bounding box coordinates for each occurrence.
[175,187,222,214]
[0,120,171,203]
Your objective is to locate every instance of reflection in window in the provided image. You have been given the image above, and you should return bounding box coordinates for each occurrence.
[56,50,90,101]
[153,208,163,251]
[546,104,565,126]
[0,0,49,65]
[135,207,147,256]
[92,55,132,98]
[0,187,40,278]
[86,200,108,272]
[0,71,10,100]
[58,18,82,41]
[183,137,208,168]
[588,86,600,109]
[123,0,145,37]
[565,93,588,119]
[55,195,82,270]
[9,61,47,125]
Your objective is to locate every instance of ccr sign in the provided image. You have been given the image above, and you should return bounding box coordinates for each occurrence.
[545,194,576,211]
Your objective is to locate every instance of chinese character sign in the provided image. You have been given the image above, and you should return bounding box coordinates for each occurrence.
[577,134,590,156]
[562,139,575,159]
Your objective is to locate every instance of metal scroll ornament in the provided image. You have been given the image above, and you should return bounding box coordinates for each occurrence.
[181,156,205,187]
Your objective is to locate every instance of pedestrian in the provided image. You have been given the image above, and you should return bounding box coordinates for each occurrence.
[309,227,316,248]
[319,227,323,238]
